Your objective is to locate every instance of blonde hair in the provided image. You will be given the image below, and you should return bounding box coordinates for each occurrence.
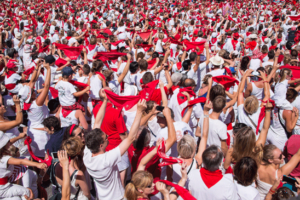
[283,54,291,65]
[244,96,259,115]
[62,137,83,158]
[177,135,196,159]
[125,171,153,200]
[279,68,292,82]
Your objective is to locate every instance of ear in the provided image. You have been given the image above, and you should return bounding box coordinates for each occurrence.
[51,127,54,131]
[137,188,144,193]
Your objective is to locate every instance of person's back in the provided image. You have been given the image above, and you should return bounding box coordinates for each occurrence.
[83,130,124,200]
[188,145,238,200]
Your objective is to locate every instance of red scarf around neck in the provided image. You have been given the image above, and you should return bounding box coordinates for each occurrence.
[200,168,223,188]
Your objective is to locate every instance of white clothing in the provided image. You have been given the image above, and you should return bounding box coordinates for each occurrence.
[188,169,238,200]
[89,74,103,100]
[83,146,124,200]
[234,181,260,200]
[59,110,78,128]
[273,80,293,110]
[249,59,261,71]
[55,81,77,107]
[198,117,227,149]
[147,116,161,147]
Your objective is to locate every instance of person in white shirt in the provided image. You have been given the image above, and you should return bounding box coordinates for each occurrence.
[83,94,146,200]
[188,145,238,200]
[207,55,225,77]
[233,157,260,200]
[196,95,228,155]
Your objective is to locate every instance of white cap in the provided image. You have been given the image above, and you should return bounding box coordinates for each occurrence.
[0,131,9,149]
[18,85,32,103]
[264,38,270,43]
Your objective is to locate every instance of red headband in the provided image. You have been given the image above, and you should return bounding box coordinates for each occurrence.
[70,124,76,135]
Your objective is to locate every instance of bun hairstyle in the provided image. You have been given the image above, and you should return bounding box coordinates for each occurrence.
[244,96,259,115]
[125,171,153,200]
[91,60,104,74]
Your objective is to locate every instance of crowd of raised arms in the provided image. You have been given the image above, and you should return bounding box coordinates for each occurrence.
[3,0,300,199]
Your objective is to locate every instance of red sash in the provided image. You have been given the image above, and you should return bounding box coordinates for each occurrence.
[200,168,223,188]
[0,177,8,185]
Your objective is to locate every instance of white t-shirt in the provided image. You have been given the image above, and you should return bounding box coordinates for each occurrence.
[207,68,225,77]
[188,169,238,200]
[234,181,260,200]
[249,59,261,71]
[55,81,77,106]
[262,61,274,68]
[237,104,263,138]
[156,121,193,157]
[198,117,227,149]
[83,146,124,200]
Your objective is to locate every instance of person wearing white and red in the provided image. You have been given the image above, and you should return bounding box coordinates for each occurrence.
[189,145,238,200]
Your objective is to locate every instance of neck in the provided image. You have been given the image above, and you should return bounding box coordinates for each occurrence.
[0,115,5,121]
[210,112,220,119]
[92,150,105,157]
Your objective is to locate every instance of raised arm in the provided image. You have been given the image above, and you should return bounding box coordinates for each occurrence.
[195,102,211,166]
[164,107,177,153]
[117,53,131,83]
[93,90,108,129]
[0,96,22,131]
[237,69,253,106]
[280,148,300,176]
[159,80,168,107]
[256,101,272,147]
[58,150,71,200]
[36,62,51,106]
[119,100,147,156]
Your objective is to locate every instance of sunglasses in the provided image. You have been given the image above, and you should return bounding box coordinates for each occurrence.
[275,153,283,160]
[146,184,152,188]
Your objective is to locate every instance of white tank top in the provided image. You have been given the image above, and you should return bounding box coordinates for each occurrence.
[251,82,263,100]
[269,107,287,138]
[27,101,49,128]
[87,45,97,61]
[60,110,78,128]
[89,74,102,100]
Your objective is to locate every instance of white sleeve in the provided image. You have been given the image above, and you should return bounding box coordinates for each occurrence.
[218,124,228,140]
[107,146,122,166]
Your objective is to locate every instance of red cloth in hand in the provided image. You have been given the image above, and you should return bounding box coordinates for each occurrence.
[69,80,88,91]
[177,87,196,105]
[157,139,183,167]
[139,80,159,101]
[55,58,68,68]
[147,59,157,69]
[181,97,206,117]
[159,180,197,200]
[137,31,152,41]
[93,52,126,62]
[49,87,58,99]
[105,89,141,111]
[212,75,239,91]
[54,43,83,60]
[289,15,300,21]
[256,99,275,135]
[183,40,205,51]
[24,136,52,167]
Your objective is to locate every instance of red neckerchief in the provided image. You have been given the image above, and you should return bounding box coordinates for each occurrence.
[231,39,238,50]
[65,36,72,40]
[177,62,182,70]
[177,87,196,105]
[246,41,257,50]
[6,70,16,78]
[211,37,217,44]
[277,38,282,44]
[259,53,268,62]
[200,168,223,188]
[246,32,251,36]
[87,44,96,51]
[269,45,277,51]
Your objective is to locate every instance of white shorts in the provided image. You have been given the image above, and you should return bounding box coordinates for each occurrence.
[117,152,129,172]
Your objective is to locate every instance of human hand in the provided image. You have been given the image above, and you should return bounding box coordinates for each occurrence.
[204,101,212,114]
[137,99,147,112]
[156,182,169,195]
[36,162,47,170]
[180,161,188,180]
[13,95,20,105]
[58,150,69,170]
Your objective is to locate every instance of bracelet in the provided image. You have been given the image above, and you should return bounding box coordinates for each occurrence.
[265,109,272,112]
[263,81,268,83]
[269,188,276,194]
[204,114,209,118]
[275,56,279,58]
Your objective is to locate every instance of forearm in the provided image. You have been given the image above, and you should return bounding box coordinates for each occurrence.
[73,89,88,97]
[128,111,143,141]
[137,147,157,171]
[93,99,107,129]
[61,167,71,200]
[160,86,168,107]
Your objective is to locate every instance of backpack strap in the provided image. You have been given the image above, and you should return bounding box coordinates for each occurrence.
[278,108,292,139]
[246,114,261,134]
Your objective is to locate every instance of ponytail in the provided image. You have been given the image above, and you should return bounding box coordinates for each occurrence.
[91,60,104,74]
[124,182,138,200]
[279,68,292,83]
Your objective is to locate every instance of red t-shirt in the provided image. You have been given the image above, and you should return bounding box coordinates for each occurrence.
[93,102,127,151]
[128,145,161,179]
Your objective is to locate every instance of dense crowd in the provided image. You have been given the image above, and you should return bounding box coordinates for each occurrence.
[3,0,300,199]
